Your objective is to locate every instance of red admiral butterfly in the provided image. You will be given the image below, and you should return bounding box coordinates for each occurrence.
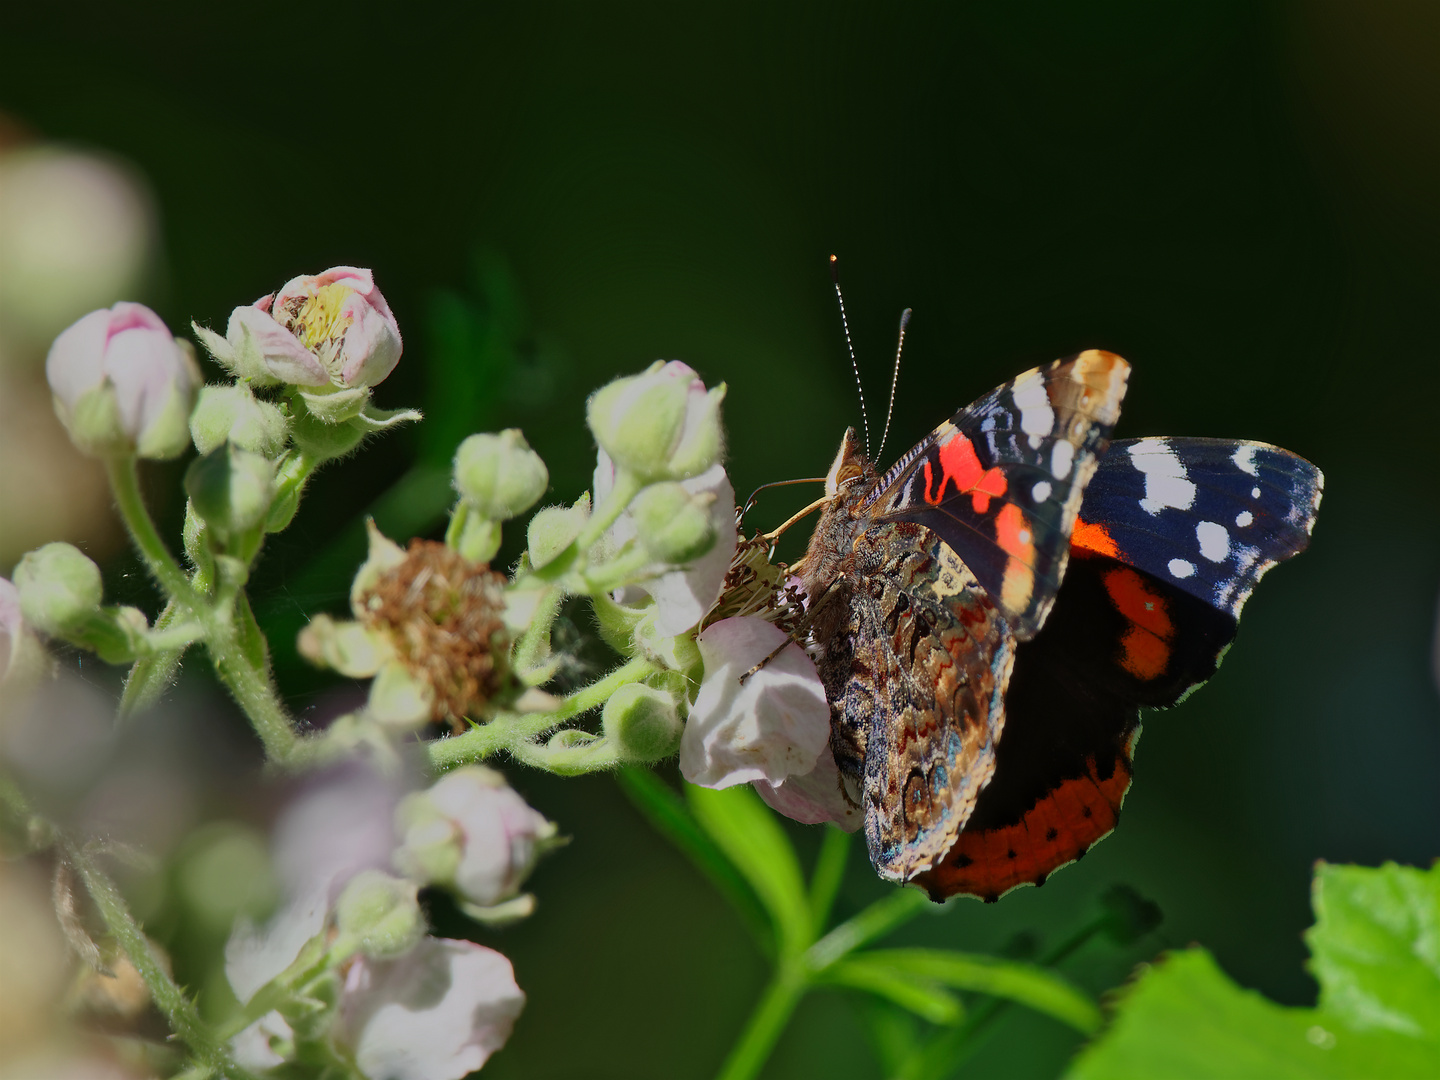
[793,350,1322,901]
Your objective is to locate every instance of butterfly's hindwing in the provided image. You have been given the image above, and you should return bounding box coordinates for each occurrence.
[912,552,1235,901]
[1072,437,1323,618]
[869,350,1130,639]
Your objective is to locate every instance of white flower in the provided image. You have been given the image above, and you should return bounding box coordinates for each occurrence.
[226,761,409,1003]
[1,576,24,682]
[680,616,830,788]
[45,302,199,459]
[335,937,525,1080]
[393,766,556,908]
[594,449,737,637]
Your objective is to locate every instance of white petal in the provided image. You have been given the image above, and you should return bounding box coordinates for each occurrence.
[680,616,829,788]
[753,743,860,831]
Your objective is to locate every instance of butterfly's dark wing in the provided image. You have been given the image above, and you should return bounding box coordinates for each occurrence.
[867,350,1130,640]
[914,438,1322,901]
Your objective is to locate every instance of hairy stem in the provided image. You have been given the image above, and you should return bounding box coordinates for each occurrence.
[65,839,261,1080]
[427,656,656,771]
[105,456,200,610]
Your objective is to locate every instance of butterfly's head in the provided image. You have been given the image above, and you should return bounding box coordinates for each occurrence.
[824,426,872,498]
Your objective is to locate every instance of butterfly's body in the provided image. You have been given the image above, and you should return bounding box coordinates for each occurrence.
[794,350,1321,902]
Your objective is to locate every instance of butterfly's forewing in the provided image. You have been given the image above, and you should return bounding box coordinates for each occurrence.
[868,350,1130,639]
[1071,437,1323,618]
[914,437,1323,901]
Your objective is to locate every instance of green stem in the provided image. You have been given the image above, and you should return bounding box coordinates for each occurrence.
[807,827,851,935]
[205,600,300,766]
[65,840,260,1080]
[145,621,207,651]
[575,469,643,551]
[714,962,809,1080]
[105,456,200,610]
[427,656,656,771]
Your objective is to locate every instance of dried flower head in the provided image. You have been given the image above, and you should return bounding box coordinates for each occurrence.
[355,540,508,724]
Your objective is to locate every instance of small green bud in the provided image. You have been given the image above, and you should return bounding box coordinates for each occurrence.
[586,361,725,482]
[455,514,502,564]
[630,482,717,564]
[290,405,365,463]
[184,445,277,539]
[601,682,683,762]
[14,542,104,635]
[634,608,704,686]
[190,384,289,456]
[334,870,424,960]
[526,493,590,570]
[453,430,549,521]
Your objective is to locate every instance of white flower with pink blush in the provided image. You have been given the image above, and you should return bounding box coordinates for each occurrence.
[45,302,199,459]
[680,616,855,828]
[196,266,402,392]
[335,937,525,1080]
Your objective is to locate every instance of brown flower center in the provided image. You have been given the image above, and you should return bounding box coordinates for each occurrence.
[357,540,508,723]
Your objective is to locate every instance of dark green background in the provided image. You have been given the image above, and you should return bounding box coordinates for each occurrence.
[5,2,1438,1077]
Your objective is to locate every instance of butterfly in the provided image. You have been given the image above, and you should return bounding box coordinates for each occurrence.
[793,350,1322,901]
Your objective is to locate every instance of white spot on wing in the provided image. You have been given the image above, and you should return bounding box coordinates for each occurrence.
[1196,521,1230,562]
[1168,558,1195,579]
[1129,438,1196,515]
[1251,486,1261,499]
[1031,480,1052,502]
[1051,441,1075,480]
[1011,371,1055,451]
[1235,510,1253,527]
[1233,445,1259,476]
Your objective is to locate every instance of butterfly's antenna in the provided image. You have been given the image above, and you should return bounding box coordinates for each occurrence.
[874,307,910,462]
[831,255,871,456]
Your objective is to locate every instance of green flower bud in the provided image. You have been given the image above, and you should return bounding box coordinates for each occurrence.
[601,682,684,762]
[189,383,289,456]
[334,870,425,960]
[526,493,590,570]
[184,445,277,540]
[14,542,104,635]
[630,482,717,564]
[453,430,549,521]
[454,514,502,564]
[586,361,725,482]
[289,405,365,463]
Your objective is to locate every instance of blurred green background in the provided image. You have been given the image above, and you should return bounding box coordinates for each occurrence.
[2,2,1437,1077]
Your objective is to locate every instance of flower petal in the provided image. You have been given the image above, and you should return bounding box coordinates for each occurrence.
[338,938,525,1080]
[228,304,328,386]
[753,743,861,831]
[640,465,737,636]
[680,616,829,788]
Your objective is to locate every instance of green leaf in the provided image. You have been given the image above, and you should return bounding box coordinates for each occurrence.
[687,783,813,957]
[822,954,964,1026]
[613,769,771,953]
[859,948,1101,1035]
[1307,861,1440,1041]
[807,826,851,932]
[1066,948,1440,1079]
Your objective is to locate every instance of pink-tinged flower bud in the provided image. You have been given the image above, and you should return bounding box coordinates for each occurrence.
[198,267,402,397]
[393,767,557,908]
[586,361,726,483]
[680,616,830,788]
[0,577,22,683]
[336,938,524,1080]
[45,302,199,459]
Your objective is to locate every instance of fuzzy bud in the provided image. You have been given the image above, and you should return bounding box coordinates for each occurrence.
[453,430,549,522]
[334,870,425,960]
[585,361,725,482]
[46,303,199,459]
[601,682,684,762]
[184,445,277,540]
[454,515,502,565]
[526,494,589,570]
[13,542,104,636]
[630,481,717,564]
[189,383,289,456]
